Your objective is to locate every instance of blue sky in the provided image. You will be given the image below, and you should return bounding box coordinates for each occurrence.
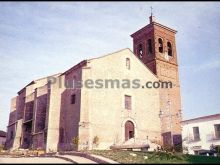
[0,2,220,131]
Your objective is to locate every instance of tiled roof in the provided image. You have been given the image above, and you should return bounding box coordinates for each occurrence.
[182,114,220,123]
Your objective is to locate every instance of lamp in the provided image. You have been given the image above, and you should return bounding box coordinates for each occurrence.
[159,109,164,118]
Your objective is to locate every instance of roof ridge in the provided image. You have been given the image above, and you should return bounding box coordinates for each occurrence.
[182,113,220,123]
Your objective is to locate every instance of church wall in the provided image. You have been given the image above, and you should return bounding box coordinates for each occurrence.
[30,85,48,150]
[46,75,65,152]
[5,123,16,150]
[80,49,161,150]
[58,67,82,151]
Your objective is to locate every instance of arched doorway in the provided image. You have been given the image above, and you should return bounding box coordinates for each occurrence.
[125,121,135,141]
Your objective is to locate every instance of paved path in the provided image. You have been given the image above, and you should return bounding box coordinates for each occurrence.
[0,154,118,164]
[90,154,119,164]
[59,155,97,164]
[0,157,72,164]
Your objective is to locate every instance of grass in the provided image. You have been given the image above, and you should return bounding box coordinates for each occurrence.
[85,150,220,164]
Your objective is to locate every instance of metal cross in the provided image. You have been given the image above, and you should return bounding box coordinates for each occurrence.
[150,6,153,16]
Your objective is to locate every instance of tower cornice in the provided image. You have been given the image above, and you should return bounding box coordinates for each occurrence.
[131,21,177,39]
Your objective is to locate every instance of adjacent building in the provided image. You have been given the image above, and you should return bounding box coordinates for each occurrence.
[182,114,220,155]
[5,15,182,152]
[0,130,6,147]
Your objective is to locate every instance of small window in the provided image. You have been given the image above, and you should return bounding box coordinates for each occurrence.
[193,127,200,141]
[126,58,130,70]
[138,44,143,59]
[158,38,163,53]
[167,42,172,56]
[214,124,220,139]
[10,131,14,139]
[71,94,76,104]
[147,39,152,54]
[125,95,131,110]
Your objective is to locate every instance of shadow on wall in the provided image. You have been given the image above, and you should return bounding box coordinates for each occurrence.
[58,87,81,151]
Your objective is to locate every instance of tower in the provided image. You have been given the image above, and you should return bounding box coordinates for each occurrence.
[131,15,182,149]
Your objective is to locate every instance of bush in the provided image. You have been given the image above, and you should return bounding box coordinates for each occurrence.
[218,147,220,157]
[161,142,182,153]
[72,136,79,150]
[174,142,183,152]
[215,145,220,156]
[148,151,184,161]
[162,144,174,152]
[0,145,4,152]
[92,136,99,147]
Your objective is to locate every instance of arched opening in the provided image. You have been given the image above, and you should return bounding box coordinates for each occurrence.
[158,38,163,53]
[125,121,135,141]
[167,42,172,56]
[138,44,143,59]
[126,58,130,70]
[147,39,152,54]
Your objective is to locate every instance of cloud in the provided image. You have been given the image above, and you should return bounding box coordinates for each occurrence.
[181,56,220,74]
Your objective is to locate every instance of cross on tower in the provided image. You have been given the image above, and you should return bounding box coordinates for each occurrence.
[150,6,153,16]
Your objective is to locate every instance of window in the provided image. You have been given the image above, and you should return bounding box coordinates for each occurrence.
[147,39,152,54]
[125,95,131,110]
[167,42,172,56]
[193,127,200,141]
[71,94,76,104]
[214,124,220,139]
[10,131,14,139]
[126,58,130,70]
[158,38,163,53]
[138,44,143,59]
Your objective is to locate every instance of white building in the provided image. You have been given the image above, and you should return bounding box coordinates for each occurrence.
[181,114,220,155]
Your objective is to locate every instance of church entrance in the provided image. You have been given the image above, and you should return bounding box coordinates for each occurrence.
[125,121,135,141]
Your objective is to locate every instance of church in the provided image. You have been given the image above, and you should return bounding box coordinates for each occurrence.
[5,14,182,152]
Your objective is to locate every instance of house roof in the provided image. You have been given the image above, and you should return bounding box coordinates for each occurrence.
[0,130,6,137]
[181,114,220,124]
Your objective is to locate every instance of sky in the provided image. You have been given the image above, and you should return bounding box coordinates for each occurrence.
[0,2,220,131]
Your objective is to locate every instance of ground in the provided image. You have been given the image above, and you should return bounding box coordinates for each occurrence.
[1,150,220,164]
[85,150,220,164]
[0,157,71,164]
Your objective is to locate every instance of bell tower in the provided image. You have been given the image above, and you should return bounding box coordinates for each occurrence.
[131,15,182,149]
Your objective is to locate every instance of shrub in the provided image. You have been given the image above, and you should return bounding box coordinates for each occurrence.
[0,145,3,152]
[72,136,79,150]
[174,142,183,152]
[162,144,174,152]
[148,151,184,161]
[214,145,220,156]
[217,146,220,156]
[92,136,99,149]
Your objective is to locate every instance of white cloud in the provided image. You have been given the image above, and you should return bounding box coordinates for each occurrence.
[181,57,220,73]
